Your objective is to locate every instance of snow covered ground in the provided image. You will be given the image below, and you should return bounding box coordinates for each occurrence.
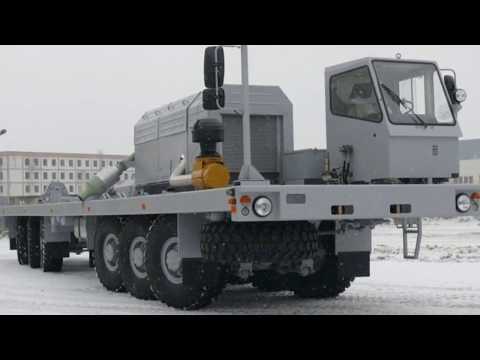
[1,218,480,315]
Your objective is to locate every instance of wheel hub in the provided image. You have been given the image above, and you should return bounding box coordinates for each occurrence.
[161,237,182,285]
[103,234,120,272]
[129,236,147,279]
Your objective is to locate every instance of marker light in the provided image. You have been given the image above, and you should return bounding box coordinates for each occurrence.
[455,89,467,103]
[456,193,472,213]
[253,197,273,218]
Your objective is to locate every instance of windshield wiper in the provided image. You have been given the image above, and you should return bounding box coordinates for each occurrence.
[380,83,428,128]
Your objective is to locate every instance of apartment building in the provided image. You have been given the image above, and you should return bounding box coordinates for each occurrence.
[0,151,135,204]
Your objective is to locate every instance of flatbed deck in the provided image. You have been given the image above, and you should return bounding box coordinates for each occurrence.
[2,184,479,221]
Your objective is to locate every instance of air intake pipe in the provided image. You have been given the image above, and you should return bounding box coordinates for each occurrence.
[169,119,230,190]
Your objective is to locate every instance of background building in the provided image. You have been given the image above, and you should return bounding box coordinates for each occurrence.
[0,151,135,205]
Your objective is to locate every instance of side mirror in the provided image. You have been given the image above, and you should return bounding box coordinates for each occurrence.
[444,74,467,104]
[444,75,456,92]
[204,46,225,89]
[202,88,225,110]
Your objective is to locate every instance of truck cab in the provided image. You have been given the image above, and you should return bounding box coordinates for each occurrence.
[326,58,464,184]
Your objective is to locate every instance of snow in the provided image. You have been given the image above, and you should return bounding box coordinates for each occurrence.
[1,218,480,314]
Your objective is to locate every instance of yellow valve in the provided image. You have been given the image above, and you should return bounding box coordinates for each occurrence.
[191,156,230,190]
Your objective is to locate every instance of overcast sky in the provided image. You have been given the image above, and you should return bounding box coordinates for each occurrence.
[0,45,478,155]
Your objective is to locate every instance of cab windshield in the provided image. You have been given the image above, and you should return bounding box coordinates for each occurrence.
[373,61,455,125]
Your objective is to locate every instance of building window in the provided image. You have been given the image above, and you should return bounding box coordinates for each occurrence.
[43,185,47,192]
[34,158,39,166]
[69,160,74,167]
[61,172,65,180]
[101,160,106,168]
[109,161,113,167]
[85,160,90,167]
[43,172,48,180]
[25,172,30,180]
[86,173,90,180]
[34,185,39,193]
[69,185,74,193]
[52,173,57,180]
[0,158,3,167]
[0,172,2,180]
[78,173,83,180]
[52,159,57,167]
[0,185,3,193]
[43,159,47,167]
[131,173,135,180]
[60,159,65,167]
[25,185,30,193]
[124,173,128,180]
[78,160,82,167]
[25,158,30,166]
[34,172,39,180]
[69,173,74,180]
[94,160,98,168]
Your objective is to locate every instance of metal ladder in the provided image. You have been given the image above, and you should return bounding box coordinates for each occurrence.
[396,218,423,260]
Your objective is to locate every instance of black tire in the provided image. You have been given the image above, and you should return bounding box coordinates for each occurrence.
[201,221,321,266]
[145,216,224,310]
[293,257,354,299]
[252,270,285,292]
[119,217,155,300]
[40,220,63,273]
[16,218,29,265]
[27,217,41,269]
[94,217,125,292]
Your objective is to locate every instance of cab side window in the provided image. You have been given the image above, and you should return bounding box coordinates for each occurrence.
[330,66,382,122]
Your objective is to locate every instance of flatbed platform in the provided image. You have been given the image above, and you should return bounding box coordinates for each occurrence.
[2,184,479,221]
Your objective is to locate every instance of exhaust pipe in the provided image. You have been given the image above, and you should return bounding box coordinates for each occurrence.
[169,156,193,188]
[79,153,135,201]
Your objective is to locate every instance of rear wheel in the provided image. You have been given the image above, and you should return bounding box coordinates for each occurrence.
[27,217,41,269]
[94,218,125,292]
[252,270,285,292]
[16,218,29,265]
[40,219,63,273]
[293,257,354,299]
[145,216,224,310]
[119,217,155,300]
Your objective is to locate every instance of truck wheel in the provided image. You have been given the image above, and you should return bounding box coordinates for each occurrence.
[27,217,41,269]
[119,217,155,300]
[145,216,224,310]
[293,257,354,299]
[40,220,63,273]
[252,270,285,292]
[94,218,125,292]
[16,218,29,265]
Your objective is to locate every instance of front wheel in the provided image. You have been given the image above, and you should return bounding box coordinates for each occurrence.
[145,216,224,310]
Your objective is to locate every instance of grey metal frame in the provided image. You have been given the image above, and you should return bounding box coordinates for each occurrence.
[2,183,479,221]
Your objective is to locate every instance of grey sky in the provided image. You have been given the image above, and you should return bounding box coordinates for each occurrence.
[0,45,477,155]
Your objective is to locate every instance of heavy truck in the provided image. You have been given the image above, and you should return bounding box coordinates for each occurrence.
[1,45,477,310]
